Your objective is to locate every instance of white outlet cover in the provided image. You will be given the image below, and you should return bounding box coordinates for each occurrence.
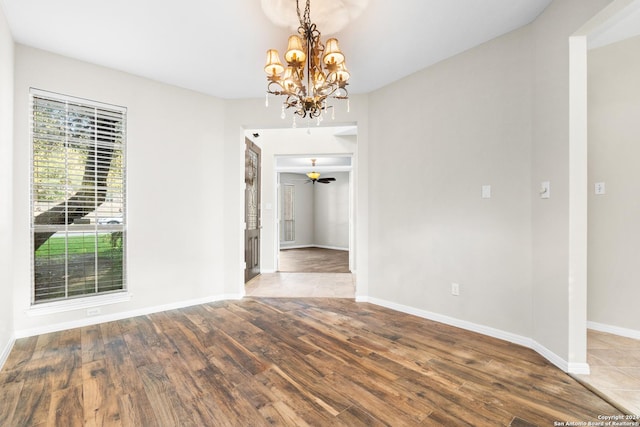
[481,185,491,199]
[594,182,606,195]
[451,282,460,296]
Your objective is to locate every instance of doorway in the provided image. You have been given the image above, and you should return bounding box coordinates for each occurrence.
[243,126,357,298]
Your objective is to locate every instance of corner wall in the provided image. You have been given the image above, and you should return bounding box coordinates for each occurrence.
[0,3,15,367]
[314,171,350,250]
[279,170,350,251]
[530,0,612,366]
[280,172,315,248]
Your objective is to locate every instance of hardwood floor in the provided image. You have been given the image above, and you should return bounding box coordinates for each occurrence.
[279,247,349,273]
[0,298,624,426]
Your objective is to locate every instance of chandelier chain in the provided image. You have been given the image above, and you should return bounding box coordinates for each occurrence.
[296,0,311,29]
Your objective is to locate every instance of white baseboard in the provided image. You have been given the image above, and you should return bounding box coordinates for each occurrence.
[14,293,240,339]
[588,321,640,340]
[0,334,16,371]
[280,244,348,251]
[280,244,314,250]
[314,245,349,251]
[364,297,577,374]
[568,362,591,375]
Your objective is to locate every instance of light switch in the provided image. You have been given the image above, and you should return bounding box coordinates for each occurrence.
[481,185,491,199]
[540,181,550,199]
[594,182,606,195]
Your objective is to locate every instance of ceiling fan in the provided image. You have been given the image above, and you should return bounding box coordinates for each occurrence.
[306,159,336,184]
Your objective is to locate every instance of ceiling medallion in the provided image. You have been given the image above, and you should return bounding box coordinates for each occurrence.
[263,0,352,126]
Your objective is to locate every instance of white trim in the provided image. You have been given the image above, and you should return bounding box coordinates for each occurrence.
[280,244,315,250]
[588,321,640,340]
[365,297,576,373]
[0,334,16,371]
[30,87,127,112]
[367,297,532,347]
[27,292,132,317]
[568,363,591,375]
[15,293,241,339]
[279,244,348,251]
[531,340,569,373]
[314,245,349,251]
[260,269,276,274]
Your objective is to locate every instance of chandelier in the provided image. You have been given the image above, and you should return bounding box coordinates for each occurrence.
[264,0,350,124]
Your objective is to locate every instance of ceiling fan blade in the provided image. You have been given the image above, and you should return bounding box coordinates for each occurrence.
[317,177,336,183]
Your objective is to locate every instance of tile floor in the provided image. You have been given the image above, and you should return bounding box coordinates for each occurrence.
[245,272,355,298]
[576,329,640,415]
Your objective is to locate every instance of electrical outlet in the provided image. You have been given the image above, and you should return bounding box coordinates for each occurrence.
[451,283,460,296]
[87,307,101,316]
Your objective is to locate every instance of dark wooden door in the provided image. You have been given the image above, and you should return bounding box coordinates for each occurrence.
[244,138,261,282]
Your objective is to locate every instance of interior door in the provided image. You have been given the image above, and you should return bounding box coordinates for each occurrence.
[244,138,261,282]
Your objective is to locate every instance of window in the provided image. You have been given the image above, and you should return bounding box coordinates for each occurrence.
[31,89,126,304]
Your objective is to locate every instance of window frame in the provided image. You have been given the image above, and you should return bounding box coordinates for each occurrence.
[29,88,128,308]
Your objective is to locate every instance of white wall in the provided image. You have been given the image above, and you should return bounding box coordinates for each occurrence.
[314,171,350,249]
[279,172,315,248]
[0,4,15,367]
[588,34,640,332]
[12,45,227,335]
[368,24,534,338]
[530,0,611,365]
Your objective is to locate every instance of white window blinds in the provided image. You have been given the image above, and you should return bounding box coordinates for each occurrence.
[30,89,126,303]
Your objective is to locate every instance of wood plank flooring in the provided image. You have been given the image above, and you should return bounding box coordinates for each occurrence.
[279,248,349,273]
[0,298,625,426]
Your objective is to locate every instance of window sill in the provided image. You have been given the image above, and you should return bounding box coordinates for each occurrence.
[27,292,132,317]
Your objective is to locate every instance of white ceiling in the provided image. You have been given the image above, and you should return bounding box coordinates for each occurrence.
[0,0,553,99]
